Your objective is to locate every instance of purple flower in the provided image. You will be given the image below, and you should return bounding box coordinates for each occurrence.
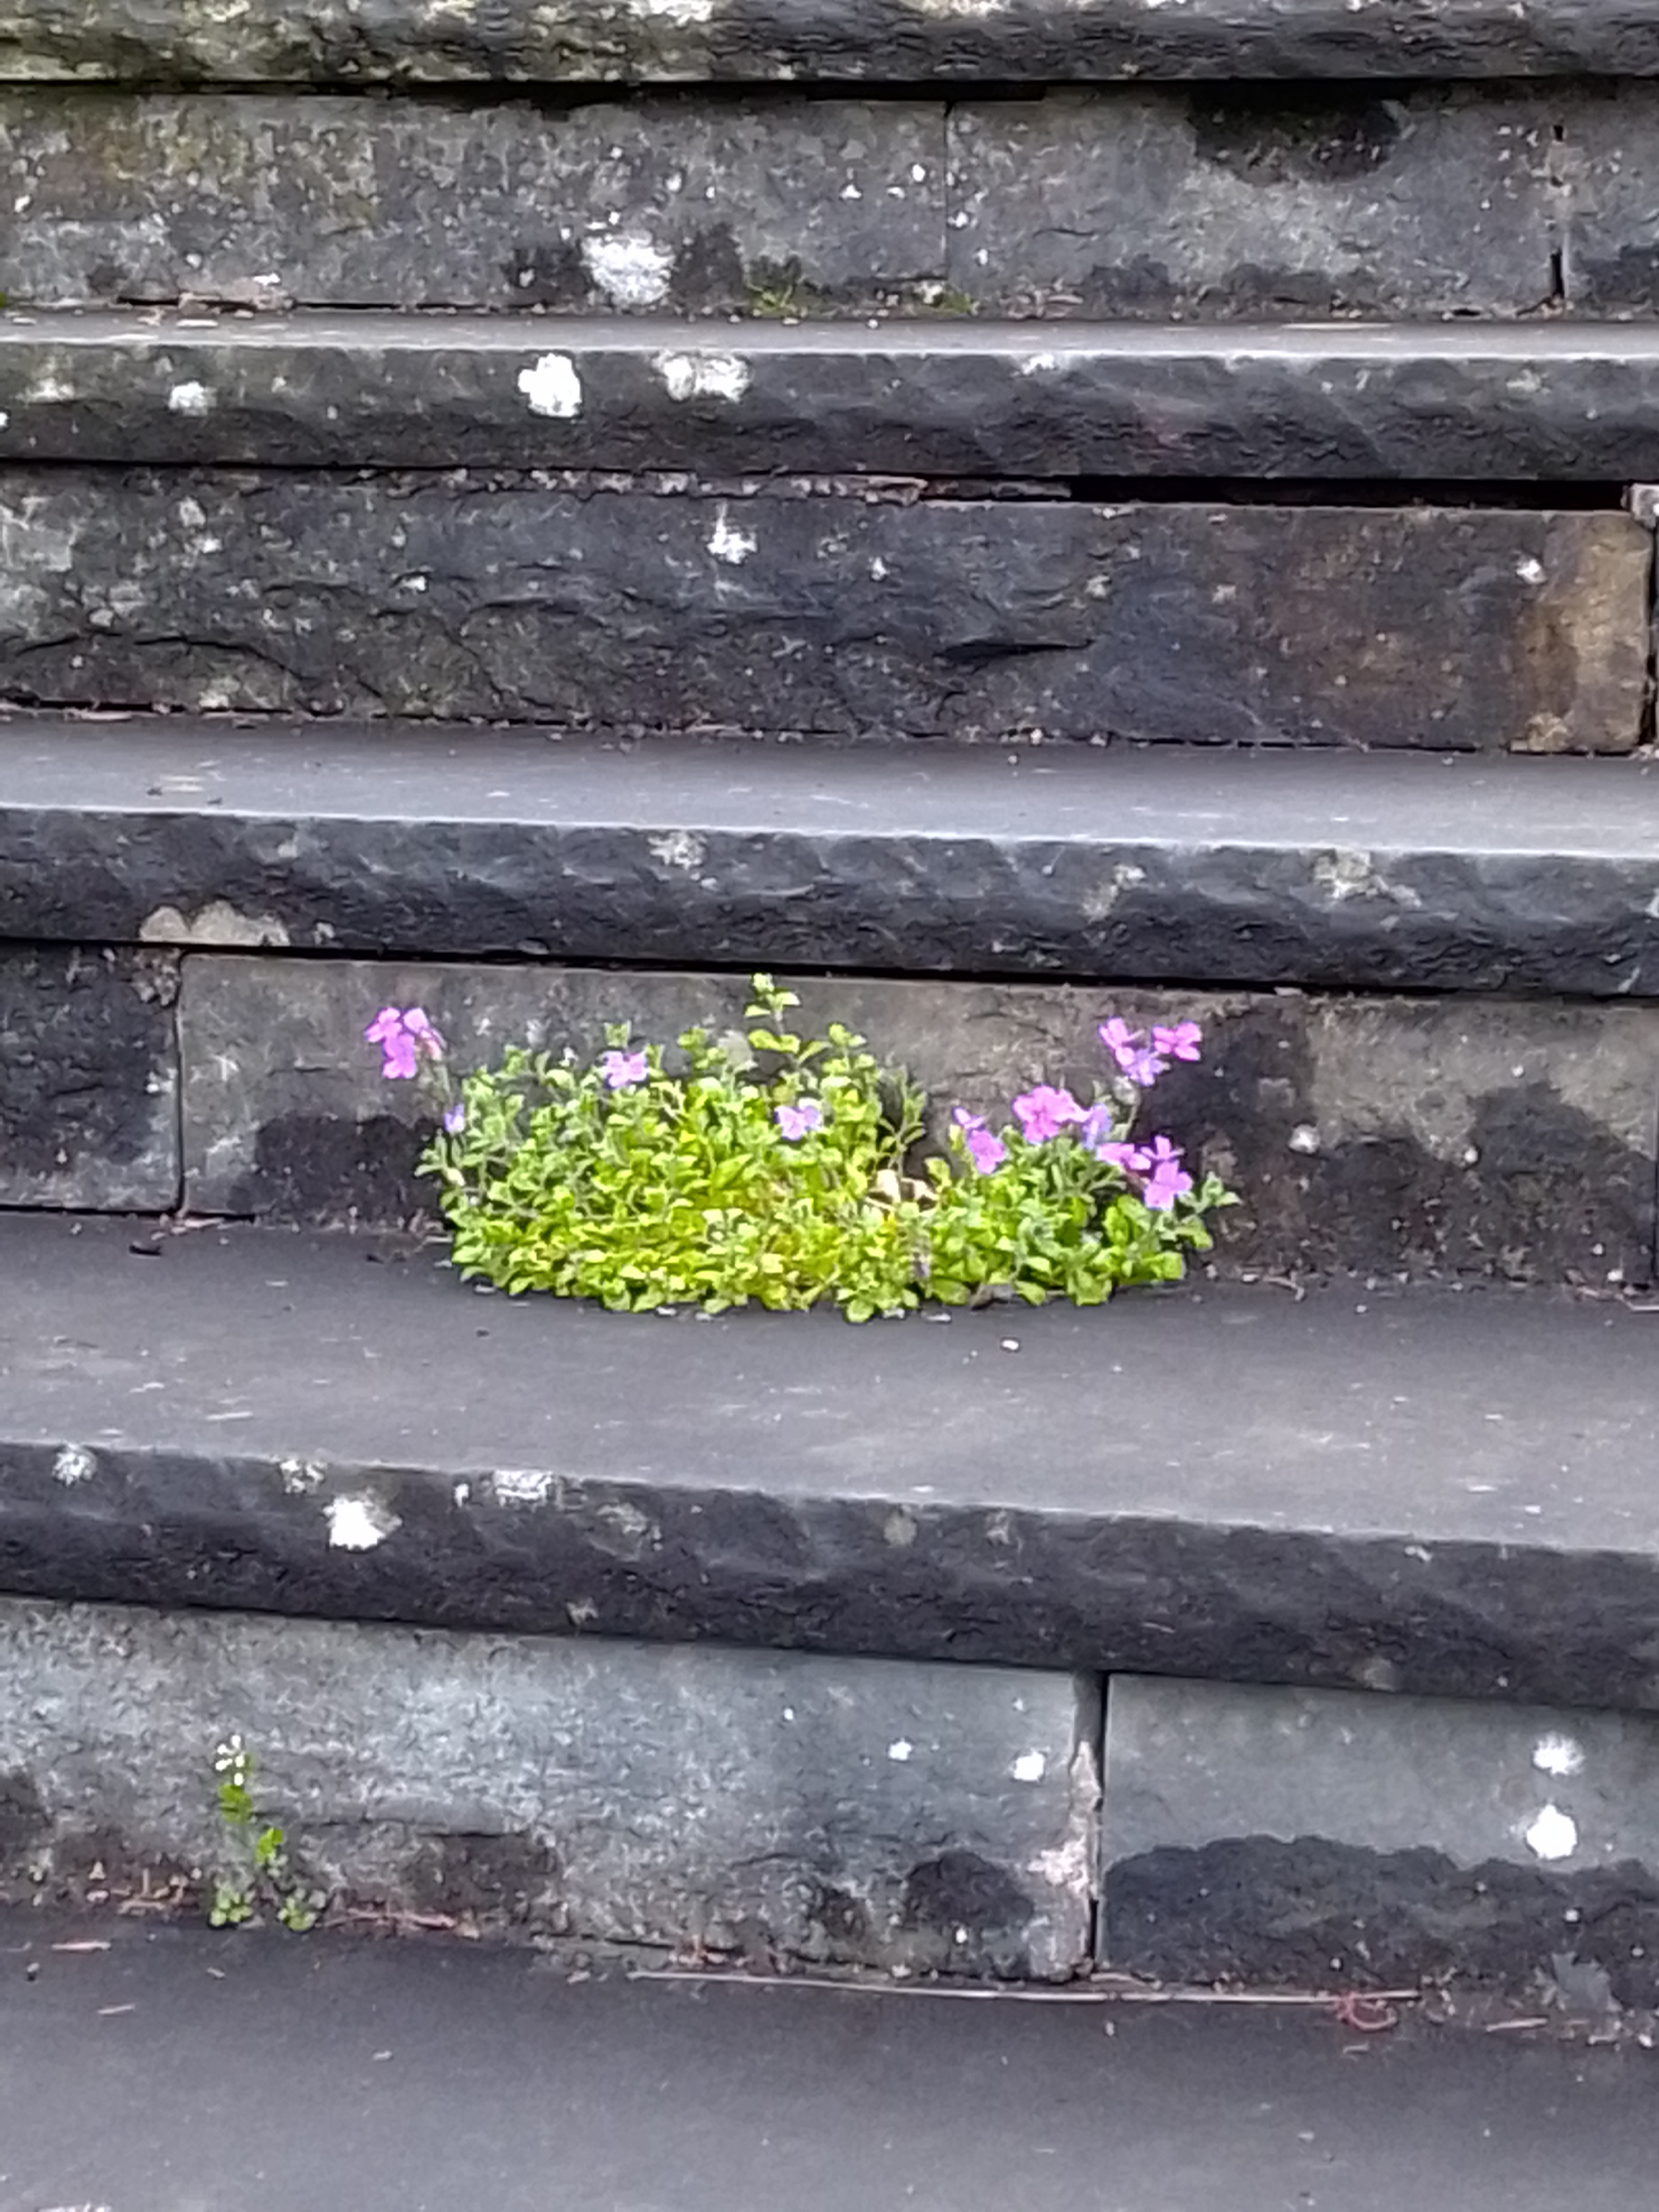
[1152,1020,1202,1063]
[1077,1103,1115,1149]
[1096,1141,1151,1175]
[953,1107,1007,1175]
[1142,1135,1193,1212]
[600,1049,649,1091]
[401,1008,446,1062]
[775,1099,825,1141]
[1122,1046,1167,1088]
[442,1101,467,1135]
[365,1006,419,1082]
[1097,1019,1139,1070]
[1011,1085,1083,1144]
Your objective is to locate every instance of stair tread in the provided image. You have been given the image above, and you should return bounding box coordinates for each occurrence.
[2,1211,1655,1706]
[4,716,1659,993]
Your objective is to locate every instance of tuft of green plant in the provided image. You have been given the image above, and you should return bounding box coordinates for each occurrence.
[744,269,830,319]
[407,977,1234,1322]
[208,1737,320,1932]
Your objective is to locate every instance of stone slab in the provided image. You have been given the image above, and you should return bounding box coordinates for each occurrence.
[13,722,1659,998]
[4,0,1659,82]
[0,944,179,1210]
[1102,1674,1659,2004]
[20,312,1659,479]
[0,472,1642,750]
[0,1594,1096,1975]
[0,91,943,314]
[178,957,1659,1287]
[1562,87,1659,315]
[9,1215,1659,1714]
[948,89,1558,319]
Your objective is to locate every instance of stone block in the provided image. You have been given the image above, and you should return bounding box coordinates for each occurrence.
[948,88,1559,317]
[0,946,179,1210]
[178,959,1659,1286]
[1561,86,1659,313]
[0,90,943,313]
[0,1594,1097,1976]
[0,471,1643,750]
[1101,1673,1659,2005]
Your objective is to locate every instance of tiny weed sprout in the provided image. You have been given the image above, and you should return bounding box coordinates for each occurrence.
[208,1737,320,1932]
[375,979,1236,1321]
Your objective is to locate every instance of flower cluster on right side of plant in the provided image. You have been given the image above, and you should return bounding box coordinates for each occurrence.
[383,977,1236,1320]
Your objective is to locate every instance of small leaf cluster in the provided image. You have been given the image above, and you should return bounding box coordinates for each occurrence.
[418,978,1234,1321]
[208,1737,320,1933]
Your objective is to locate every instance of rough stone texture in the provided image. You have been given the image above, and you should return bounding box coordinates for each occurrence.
[10,1215,1659,1715]
[0,91,943,314]
[948,89,1558,319]
[0,471,1643,751]
[4,0,1659,81]
[1102,1674,1659,2004]
[178,958,1658,1287]
[20,313,1659,479]
[0,1594,1096,1976]
[0,945,179,1210]
[1562,86,1659,315]
[12,724,1659,998]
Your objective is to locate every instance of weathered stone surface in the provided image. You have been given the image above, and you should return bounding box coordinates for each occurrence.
[4,0,1656,82]
[0,1594,1096,1975]
[19,313,1659,479]
[9,1215,1659,1714]
[1102,1674,1659,2004]
[948,89,1558,318]
[0,92,943,314]
[1562,86,1659,315]
[0,472,1643,750]
[0,945,178,1210]
[179,958,1658,1286]
[10,724,1659,999]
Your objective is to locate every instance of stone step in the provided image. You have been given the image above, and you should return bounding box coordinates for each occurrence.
[0,474,1644,749]
[5,718,1659,993]
[1,1212,1654,1718]
[16,310,1659,479]
[8,83,1659,323]
[6,0,1656,85]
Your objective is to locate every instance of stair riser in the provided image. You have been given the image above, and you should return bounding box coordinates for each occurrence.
[1,473,1643,749]
[7,0,1658,83]
[7,85,1659,321]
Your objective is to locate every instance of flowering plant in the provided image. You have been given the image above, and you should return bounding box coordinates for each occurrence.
[366,977,1234,1320]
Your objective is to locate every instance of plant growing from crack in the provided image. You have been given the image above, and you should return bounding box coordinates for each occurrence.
[208,1737,320,1932]
[367,978,1236,1319]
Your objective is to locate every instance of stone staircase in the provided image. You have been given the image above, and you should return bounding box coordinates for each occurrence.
[4,0,1659,2008]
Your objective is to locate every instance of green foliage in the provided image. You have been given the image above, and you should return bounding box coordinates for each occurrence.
[208,1737,320,1932]
[420,977,1234,1321]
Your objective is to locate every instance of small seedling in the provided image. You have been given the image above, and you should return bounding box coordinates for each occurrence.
[208,1737,320,1932]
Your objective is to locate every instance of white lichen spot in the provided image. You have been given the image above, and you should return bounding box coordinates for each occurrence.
[517,353,583,420]
[278,1455,324,1495]
[1534,1733,1585,1779]
[649,829,707,872]
[707,509,757,565]
[887,1739,915,1762]
[1288,1124,1321,1156]
[567,1597,600,1626]
[325,1494,400,1551]
[1515,556,1546,585]
[636,0,715,22]
[453,1480,471,1507]
[653,350,751,405]
[491,1467,552,1507]
[167,380,213,416]
[0,410,11,430]
[26,372,74,404]
[138,900,290,949]
[1010,1750,1047,1783]
[1312,849,1421,907]
[53,1444,95,1487]
[883,1508,918,1548]
[1080,862,1147,923]
[1524,1803,1578,1862]
[1019,353,1063,376]
[582,232,674,309]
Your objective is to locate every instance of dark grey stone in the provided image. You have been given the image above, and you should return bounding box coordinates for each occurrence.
[9,1216,1659,1715]
[10,722,1659,999]
[21,312,1659,479]
[0,472,1643,750]
[1562,86,1659,315]
[6,0,1658,81]
[176,957,1659,1287]
[1102,1674,1659,2003]
[948,89,1559,319]
[0,91,943,314]
[0,945,179,1210]
[0,1594,1095,1974]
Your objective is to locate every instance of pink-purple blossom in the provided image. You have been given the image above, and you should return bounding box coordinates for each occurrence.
[775,1099,825,1141]
[1096,1141,1152,1175]
[953,1107,1007,1175]
[1152,1020,1202,1063]
[442,1101,467,1135]
[365,1006,445,1082]
[600,1049,649,1091]
[1011,1085,1083,1144]
[1142,1135,1193,1211]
